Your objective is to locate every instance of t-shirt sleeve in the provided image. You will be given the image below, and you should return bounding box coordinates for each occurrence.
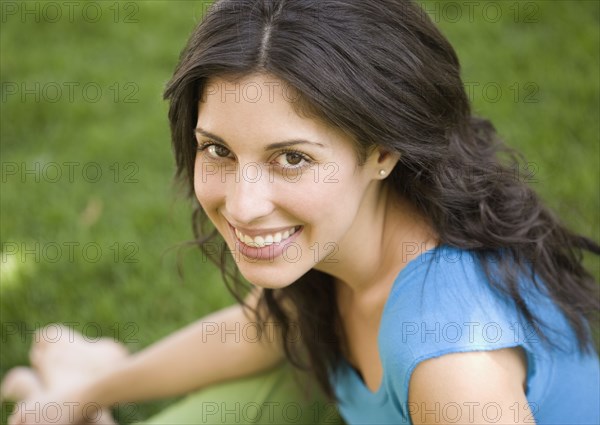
[378,248,550,421]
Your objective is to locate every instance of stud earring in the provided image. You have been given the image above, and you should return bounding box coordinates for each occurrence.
[379,169,386,176]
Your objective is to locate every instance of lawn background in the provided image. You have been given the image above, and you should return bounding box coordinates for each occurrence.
[1,1,598,423]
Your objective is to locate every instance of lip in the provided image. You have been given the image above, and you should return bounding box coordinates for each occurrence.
[227,222,304,261]
[227,222,300,238]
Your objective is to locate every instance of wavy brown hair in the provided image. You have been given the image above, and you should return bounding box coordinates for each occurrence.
[164,0,599,401]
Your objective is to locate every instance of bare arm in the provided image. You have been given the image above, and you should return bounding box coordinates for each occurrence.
[8,289,296,424]
[87,287,286,406]
[408,346,535,425]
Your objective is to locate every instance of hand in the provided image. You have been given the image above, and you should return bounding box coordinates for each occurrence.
[2,324,129,424]
[8,388,96,425]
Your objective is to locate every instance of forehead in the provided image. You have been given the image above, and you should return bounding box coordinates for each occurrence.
[201,74,302,109]
[196,73,352,150]
[199,74,302,127]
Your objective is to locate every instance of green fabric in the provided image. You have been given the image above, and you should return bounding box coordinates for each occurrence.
[140,362,345,424]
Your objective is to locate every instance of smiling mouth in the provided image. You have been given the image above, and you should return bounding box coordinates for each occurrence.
[232,225,302,248]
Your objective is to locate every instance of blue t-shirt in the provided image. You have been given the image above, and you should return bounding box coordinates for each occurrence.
[329,245,600,424]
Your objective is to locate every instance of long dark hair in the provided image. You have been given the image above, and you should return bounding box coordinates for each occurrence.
[164,0,599,401]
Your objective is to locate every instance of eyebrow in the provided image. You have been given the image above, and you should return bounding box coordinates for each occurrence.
[194,127,325,150]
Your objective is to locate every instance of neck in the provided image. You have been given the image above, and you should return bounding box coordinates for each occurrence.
[316,182,438,297]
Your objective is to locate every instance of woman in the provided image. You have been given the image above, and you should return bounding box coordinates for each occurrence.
[3,0,599,424]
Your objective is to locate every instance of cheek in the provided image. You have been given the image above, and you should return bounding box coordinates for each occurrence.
[193,158,223,212]
[279,170,363,225]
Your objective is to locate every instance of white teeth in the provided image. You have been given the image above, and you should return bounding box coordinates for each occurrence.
[235,226,298,248]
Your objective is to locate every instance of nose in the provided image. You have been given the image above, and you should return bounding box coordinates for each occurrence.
[225,163,275,225]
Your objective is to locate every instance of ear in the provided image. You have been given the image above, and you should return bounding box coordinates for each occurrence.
[364,146,401,179]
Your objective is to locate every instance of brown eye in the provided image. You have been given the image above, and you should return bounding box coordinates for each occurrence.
[272,150,312,169]
[207,144,231,158]
[285,152,303,166]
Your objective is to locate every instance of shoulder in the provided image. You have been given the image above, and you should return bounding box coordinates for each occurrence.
[385,245,507,308]
[377,245,590,423]
[381,244,575,351]
[379,246,530,423]
[408,346,532,424]
[377,246,542,421]
[380,245,524,350]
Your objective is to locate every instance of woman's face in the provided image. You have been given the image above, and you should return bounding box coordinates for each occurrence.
[194,73,388,288]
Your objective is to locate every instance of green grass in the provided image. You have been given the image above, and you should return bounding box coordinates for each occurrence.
[1,1,598,423]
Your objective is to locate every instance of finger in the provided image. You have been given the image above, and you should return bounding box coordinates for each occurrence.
[1,367,43,402]
[8,402,24,425]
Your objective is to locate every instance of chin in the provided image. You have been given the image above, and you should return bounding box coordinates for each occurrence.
[236,262,307,290]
